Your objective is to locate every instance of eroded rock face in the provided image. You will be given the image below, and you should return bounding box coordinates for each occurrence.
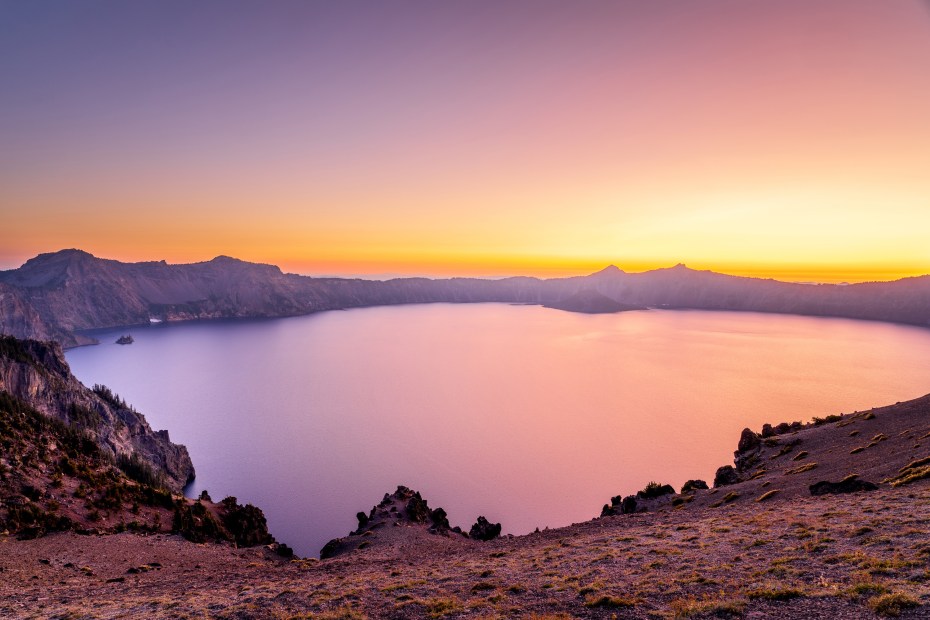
[0,336,194,492]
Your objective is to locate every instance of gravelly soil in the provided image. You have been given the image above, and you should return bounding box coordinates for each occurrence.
[1,481,929,619]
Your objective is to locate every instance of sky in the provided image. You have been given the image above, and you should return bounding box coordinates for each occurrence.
[1,0,929,282]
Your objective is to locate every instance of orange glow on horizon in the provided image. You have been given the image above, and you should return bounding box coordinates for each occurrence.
[2,242,925,285]
[2,2,930,285]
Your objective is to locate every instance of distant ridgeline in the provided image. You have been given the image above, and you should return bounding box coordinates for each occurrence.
[2,250,930,347]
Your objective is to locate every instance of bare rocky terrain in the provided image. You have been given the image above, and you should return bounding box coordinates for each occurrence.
[1,474,928,619]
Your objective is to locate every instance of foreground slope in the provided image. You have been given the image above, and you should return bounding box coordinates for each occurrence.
[1,389,929,618]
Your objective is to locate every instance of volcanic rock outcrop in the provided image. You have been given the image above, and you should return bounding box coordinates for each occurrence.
[0,336,193,491]
[321,486,507,558]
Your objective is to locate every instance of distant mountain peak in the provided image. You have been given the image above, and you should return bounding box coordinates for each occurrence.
[30,248,96,264]
[592,264,624,276]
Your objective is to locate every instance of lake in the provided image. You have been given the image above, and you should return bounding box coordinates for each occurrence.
[65,304,930,556]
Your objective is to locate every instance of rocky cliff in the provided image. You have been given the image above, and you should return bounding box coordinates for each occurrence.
[0,335,194,491]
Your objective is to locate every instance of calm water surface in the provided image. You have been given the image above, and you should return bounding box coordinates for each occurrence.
[65,305,930,556]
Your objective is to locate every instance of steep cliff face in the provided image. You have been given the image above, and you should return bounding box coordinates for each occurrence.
[0,336,194,492]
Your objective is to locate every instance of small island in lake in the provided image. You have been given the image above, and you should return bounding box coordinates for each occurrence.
[115,334,134,345]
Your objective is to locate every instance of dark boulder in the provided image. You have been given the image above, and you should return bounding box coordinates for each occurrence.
[601,495,622,517]
[274,543,294,559]
[681,479,709,494]
[810,476,878,496]
[601,494,640,517]
[714,465,740,488]
[469,516,502,541]
[356,511,369,529]
[637,482,675,499]
[737,428,761,453]
[319,538,342,560]
[429,507,451,531]
[761,423,774,438]
[772,421,803,435]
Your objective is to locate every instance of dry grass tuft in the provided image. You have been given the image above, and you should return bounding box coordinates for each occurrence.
[756,490,780,503]
[583,595,637,609]
[884,456,930,487]
[784,463,818,475]
[669,596,746,618]
[745,587,804,601]
[868,592,920,617]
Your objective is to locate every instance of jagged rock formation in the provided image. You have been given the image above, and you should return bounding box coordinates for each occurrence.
[468,516,502,541]
[320,486,503,558]
[601,481,677,516]
[0,335,194,492]
[3,249,930,348]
